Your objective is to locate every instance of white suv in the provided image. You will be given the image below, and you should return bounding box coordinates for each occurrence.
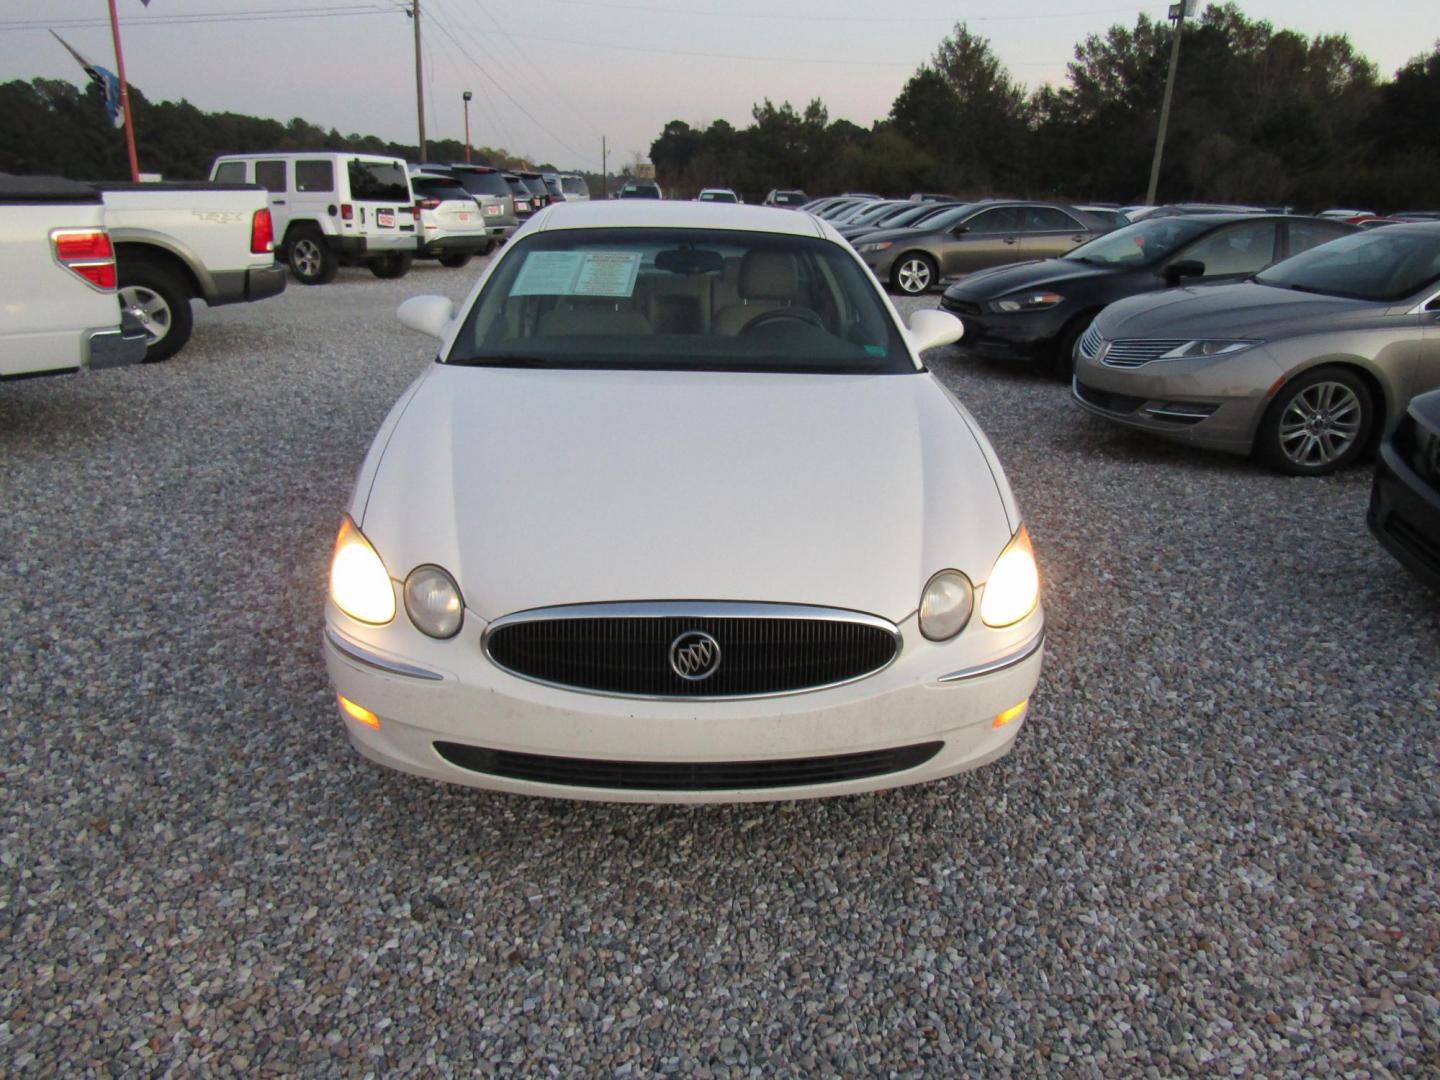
[408,171,496,269]
[210,152,417,284]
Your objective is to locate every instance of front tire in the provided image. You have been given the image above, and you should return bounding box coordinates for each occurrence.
[369,253,413,279]
[438,253,471,269]
[286,228,338,285]
[890,253,936,296]
[117,261,193,363]
[1255,366,1374,476]
[1052,314,1094,380]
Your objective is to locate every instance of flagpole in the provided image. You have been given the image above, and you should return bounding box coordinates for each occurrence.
[106,0,140,181]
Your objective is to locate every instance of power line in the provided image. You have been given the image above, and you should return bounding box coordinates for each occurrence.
[422,12,588,160]
[540,0,1137,22]
[1,5,397,30]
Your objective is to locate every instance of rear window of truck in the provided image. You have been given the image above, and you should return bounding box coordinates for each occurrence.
[347,160,410,202]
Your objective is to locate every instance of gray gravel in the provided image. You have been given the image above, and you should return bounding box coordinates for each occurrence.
[2,263,1438,1076]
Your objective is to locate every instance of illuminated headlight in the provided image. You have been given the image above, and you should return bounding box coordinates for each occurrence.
[403,565,465,639]
[919,570,974,641]
[857,241,893,254]
[1158,339,1261,359]
[329,516,395,624]
[990,292,1064,313]
[980,526,1040,628]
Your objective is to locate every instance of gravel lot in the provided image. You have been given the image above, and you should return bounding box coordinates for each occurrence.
[2,259,1437,1076]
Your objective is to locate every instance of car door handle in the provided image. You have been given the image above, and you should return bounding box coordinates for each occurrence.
[272,199,287,205]
[1003,237,1018,245]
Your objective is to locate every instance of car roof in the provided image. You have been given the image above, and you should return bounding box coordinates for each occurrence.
[531,200,826,237]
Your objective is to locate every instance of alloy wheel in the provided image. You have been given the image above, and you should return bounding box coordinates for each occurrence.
[292,239,322,278]
[895,258,932,295]
[1277,380,1363,468]
[118,284,171,345]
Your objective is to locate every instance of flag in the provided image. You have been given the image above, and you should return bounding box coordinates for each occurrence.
[50,30,125,129]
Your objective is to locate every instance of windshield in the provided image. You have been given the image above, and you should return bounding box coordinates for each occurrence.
[1256,229,1440,302]
[449,227,911,374]
[699,191,738,202]
[908,203,979,233]
[561,176,589,196]
[774,192,806,205]
[1064,216,1214,266]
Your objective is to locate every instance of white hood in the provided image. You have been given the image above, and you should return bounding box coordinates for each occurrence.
[358,364,1013,623]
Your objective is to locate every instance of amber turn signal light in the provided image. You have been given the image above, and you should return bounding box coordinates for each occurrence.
[992,699,1029,729]
[337,693,380,730]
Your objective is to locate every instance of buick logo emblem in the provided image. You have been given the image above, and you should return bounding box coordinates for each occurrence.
[669,631,722,681]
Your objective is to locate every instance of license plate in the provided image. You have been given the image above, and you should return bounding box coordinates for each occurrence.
[484,205,502,216]
[457,212,470,222]
[377,210,395,228]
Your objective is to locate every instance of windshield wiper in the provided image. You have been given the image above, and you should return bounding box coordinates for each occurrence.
[447,354,556,368]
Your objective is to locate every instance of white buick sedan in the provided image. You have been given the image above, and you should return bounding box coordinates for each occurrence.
[324,201,1044,803]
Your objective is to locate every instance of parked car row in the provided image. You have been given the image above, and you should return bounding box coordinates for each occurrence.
[210,152,591,284]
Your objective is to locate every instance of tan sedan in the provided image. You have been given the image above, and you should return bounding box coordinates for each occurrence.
[855,201,1113,296]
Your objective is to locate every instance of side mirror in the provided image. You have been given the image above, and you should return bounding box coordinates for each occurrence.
[907,308,963,353]
[397,294,457,340]
[1164,259,1205,285]
[950,225,970,236]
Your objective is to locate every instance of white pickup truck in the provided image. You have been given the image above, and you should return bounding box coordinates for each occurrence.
[97,181,286,361]
[1,173,147,380]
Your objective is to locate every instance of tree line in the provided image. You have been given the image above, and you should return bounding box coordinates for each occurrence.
[650,5,1439,211]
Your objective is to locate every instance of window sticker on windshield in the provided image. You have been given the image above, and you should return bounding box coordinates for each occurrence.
[511,251,641,297]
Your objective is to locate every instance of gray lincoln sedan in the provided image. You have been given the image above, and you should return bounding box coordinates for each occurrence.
[1073,223,1440,475]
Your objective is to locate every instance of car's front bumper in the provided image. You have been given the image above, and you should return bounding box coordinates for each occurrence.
[940,298,1068,362]
[323,605,1045,804]
[1071,347,1284,455]
[1368,441,1440,591]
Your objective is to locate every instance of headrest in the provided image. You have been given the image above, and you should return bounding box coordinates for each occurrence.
[739,250,802,300]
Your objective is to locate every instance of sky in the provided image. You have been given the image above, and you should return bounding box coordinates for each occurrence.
[0,0,1430,173]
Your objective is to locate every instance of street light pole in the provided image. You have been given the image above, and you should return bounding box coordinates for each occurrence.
[463,90,473,164]
[1144,1,1190,206]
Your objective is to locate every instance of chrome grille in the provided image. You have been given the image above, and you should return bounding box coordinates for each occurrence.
[1101,339,1188,368]
[483,602,901,699]
[1077,322,1105,360]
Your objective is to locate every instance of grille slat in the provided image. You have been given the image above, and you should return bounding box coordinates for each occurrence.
[485,605,900,699]
[1100,338,1189,367]
[434,741,943,791]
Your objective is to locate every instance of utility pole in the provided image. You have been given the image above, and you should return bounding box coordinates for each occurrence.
[412,0,426,161]
[463,90,473,164]
[106,0,139,181]
[1144,0,1191,205]
[601,136,607,199]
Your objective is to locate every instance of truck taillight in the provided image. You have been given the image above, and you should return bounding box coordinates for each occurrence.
[340,203,354,221]
[250,208,274,254]
[51,228,116,291]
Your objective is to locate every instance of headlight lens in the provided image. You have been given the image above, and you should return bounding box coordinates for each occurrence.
[329,516,395,624]
[404,565,465,639]
[919,569,974,641]
[980,525,1040,628]
[857,241,893,254]
[1158,339,1261,359]
[990,291,1065,313]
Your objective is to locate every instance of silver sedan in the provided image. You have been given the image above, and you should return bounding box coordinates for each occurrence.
[1072,224,1440,475]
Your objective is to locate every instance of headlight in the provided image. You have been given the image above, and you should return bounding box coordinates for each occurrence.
[989,292,1064,313]
[404,565,465,639]
[329,516,395,624]
[1158,339,1260,359]
[857,241,893,254]
[980,525,1039,628]
[919,569,974,641]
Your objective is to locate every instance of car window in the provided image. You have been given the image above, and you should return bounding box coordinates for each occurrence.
[1064,217,1213,266]
[454,170,513,198]
[1021,206,1082,233]
[964,207,1020,233]
[212,161,246,184]
[347,160,410,202]
[1178,221,1278,276]
[450,227,911,375]
[413,177,471,202]
[1257,230,1440,302]
[561,177,589,196]
[254,160,287,194]
[1286,220,1353,258]
[295,160,334,193]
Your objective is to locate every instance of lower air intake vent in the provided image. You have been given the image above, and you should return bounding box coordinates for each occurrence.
[434,741,944,791]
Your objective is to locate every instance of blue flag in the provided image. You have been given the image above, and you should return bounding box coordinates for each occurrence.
[49,31,126,129]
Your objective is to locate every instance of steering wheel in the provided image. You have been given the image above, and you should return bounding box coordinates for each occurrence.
[741,308,825,334]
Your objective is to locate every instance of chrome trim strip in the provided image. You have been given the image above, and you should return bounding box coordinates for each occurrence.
[481,600,903,702]
[1143,406,1213,421]
[936,626,1045,684]
[324,628,445,681]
